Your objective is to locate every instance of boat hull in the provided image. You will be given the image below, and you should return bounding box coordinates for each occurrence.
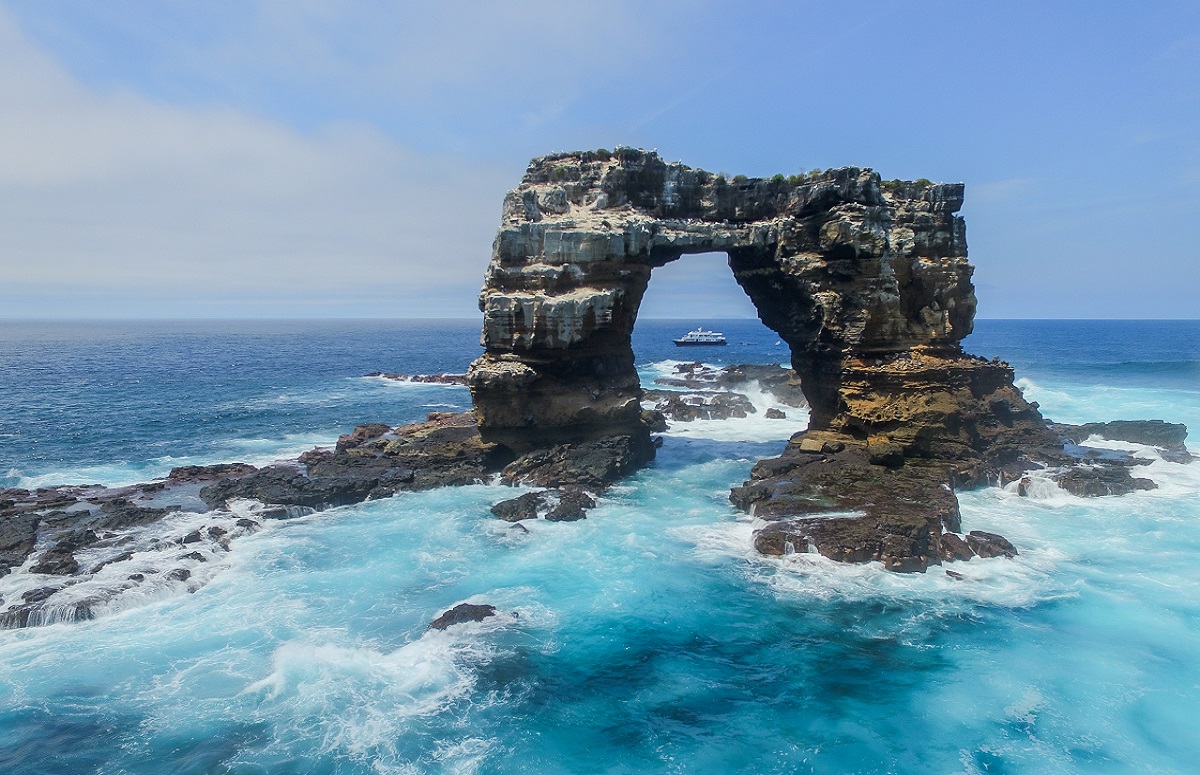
[673,340,727,346]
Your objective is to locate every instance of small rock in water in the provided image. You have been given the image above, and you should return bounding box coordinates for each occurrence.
[939,532,975,562]
[966,530,1018,559]
[765,408,787,419]
[544,488,595,522]
[491,491,545,522]
[428,603,497,631]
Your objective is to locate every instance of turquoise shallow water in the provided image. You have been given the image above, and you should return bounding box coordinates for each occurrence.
[1,319,1198,774]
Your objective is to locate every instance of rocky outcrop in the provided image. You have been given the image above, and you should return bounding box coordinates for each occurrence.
[428,603,497,631]
[0,413,512,629]
[642,389,757,423]
[468,149,997,453]
[466,148,1065,571]
[490,488,596,522]
[466,148,1200,572]
[202,413,507,509]
[653,362,808,407]
[1051,420,1192,463]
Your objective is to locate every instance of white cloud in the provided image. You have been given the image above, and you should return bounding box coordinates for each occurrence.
[0,9,513,317]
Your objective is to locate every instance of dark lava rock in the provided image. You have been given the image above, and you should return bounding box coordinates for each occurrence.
[180,551,206,562]
[502,435,654,489]
[945,569,965,580]
[165,568,191,582]
[200,464,381,511]
[765,408,787,420]
[30,549,80,576]
[207,526,228,539]
[738,437,962,573]
[1053,464,1157,497]
[182,530,203,544]
[640,409,668,433]
[966,531,1018,559]
[30,529,100,576]
[0,511,42,577]
[545,489,596,522]
[202,413,504,510]
[867,437,905,468]
[939,532,976,562]
[491,491,545,522]
[0,601,94,629]
[428,603,497,631]
[654,363,808,407]
[96,499,179,530]
[491,488,596,522]
[22,586,62,604]
[167,463,257,483]
[367,372,468,385]
[642,389,756,423]
[88,551,134,574]
[1051,420,1189,452]
[336,423,393,452]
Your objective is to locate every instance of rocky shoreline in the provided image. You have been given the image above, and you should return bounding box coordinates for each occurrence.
[4,148,1196,627]
[1,366,1192,627]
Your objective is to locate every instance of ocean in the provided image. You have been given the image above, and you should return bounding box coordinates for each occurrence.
[1,318,1198,774]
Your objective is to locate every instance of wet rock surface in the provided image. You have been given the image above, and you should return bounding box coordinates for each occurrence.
[654,362,808,407]
[201,412,508,510]
[500,434,655,489]
[1051,420,1192,462]
[428,603,497,630]
[642,389,757,423]
[365,372,468,385]
[490,488,597,522]
[734,434,962,573]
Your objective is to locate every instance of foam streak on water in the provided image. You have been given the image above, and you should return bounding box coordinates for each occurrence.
[1,319,1198,774]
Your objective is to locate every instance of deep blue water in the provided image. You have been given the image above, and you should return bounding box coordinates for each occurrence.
[1,318,1198,774]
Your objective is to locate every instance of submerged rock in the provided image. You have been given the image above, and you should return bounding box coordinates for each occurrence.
[428,603,497,631]
[490,488,596,522]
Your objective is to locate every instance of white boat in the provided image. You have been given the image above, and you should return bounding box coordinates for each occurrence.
[673,328,727,346]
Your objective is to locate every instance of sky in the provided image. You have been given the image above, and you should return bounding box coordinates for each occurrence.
[0,1,1197,319]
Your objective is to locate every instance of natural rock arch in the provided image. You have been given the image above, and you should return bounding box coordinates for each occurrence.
[467,149,1040,468]
[467,147,1066,571]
